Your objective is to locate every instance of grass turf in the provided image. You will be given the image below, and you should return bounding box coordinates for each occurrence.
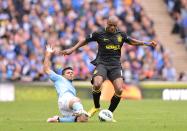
[0,99,187,131]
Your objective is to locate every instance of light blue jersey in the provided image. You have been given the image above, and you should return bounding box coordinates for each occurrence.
[48,70,76,97]
[47,70,86,121]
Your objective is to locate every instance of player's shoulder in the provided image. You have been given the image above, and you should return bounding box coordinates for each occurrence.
[116,29,128,38]
[116,29,127,35]
[93,28,106,35]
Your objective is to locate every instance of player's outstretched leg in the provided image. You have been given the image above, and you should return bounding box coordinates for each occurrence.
[108,93,121,122]
[88,75,104,117]
[47,115,80,123]
[70,97,89,116]
[47,115,59,123]
[88,87,101,117]
[108,78,123,122]
[108,93,121,112]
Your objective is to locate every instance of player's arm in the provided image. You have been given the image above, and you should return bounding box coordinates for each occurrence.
[127,37,156,47]
[58,31,98,55]
[44,45,53,74]
[59,39,88,55]
[122,32,157,48]
[44,45,66,82]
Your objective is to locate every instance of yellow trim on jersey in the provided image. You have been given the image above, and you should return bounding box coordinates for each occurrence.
[93,69,98,75]
[103,38,109,41]
[117,35,122,42]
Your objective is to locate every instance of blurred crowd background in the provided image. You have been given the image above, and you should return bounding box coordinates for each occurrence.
[0,0,185,83]
[165,0,187,49]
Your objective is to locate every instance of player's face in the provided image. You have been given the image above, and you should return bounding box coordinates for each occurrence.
[64,69,74,81]
[106,21,117,33]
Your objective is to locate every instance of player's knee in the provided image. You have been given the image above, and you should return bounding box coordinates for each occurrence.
[92,76,104,91]
[72,97,81,102]
[115,90,122,96]
[93,80,102,90]
[113,78,124,94]
[69,97,81,106]
[114,87,123,96]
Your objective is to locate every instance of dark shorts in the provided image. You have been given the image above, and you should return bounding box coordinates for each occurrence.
[91,64,123,83]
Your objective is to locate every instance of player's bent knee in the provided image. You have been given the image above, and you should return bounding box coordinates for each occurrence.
[93,76,103,88]
[72,97,81,103]
[114,85,123,96]
[115,89,123,97]
[69,97,81,107]
[93,80,103,89]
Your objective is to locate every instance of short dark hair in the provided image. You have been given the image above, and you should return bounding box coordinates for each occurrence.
[61,67,73,75]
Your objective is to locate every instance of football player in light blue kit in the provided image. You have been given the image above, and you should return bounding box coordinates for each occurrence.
[44,45,88,123]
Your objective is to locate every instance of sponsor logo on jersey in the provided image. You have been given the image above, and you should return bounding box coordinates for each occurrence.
[105,44,120,50]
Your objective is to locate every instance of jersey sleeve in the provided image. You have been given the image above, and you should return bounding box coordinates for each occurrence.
[85,32,98,42]
[121,32,131,44]
[48,70,61,82]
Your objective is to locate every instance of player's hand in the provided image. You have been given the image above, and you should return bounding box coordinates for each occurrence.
[60,48,74,55]
[150,41,157,48]
[46,45,54,53]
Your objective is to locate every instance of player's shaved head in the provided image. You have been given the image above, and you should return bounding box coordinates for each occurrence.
[106,16,118,33]
[107,16,118,25]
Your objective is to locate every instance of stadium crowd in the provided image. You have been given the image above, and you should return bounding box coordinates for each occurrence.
[165,0,187,49]
[0,0,179,82]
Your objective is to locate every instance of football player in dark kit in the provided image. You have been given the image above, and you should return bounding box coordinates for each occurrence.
[59,16,157,121]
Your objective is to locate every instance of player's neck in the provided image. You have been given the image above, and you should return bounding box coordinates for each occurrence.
[105,27,117,34]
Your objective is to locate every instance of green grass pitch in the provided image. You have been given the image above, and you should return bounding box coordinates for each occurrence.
[0,87,187,131]
[1,100,187,131]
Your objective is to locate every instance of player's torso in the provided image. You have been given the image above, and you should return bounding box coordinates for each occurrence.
[96,31,123,51]
[94,30,124,65]
[54,78,76,97]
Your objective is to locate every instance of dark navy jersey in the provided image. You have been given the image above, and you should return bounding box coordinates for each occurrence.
[85,28,130,66]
